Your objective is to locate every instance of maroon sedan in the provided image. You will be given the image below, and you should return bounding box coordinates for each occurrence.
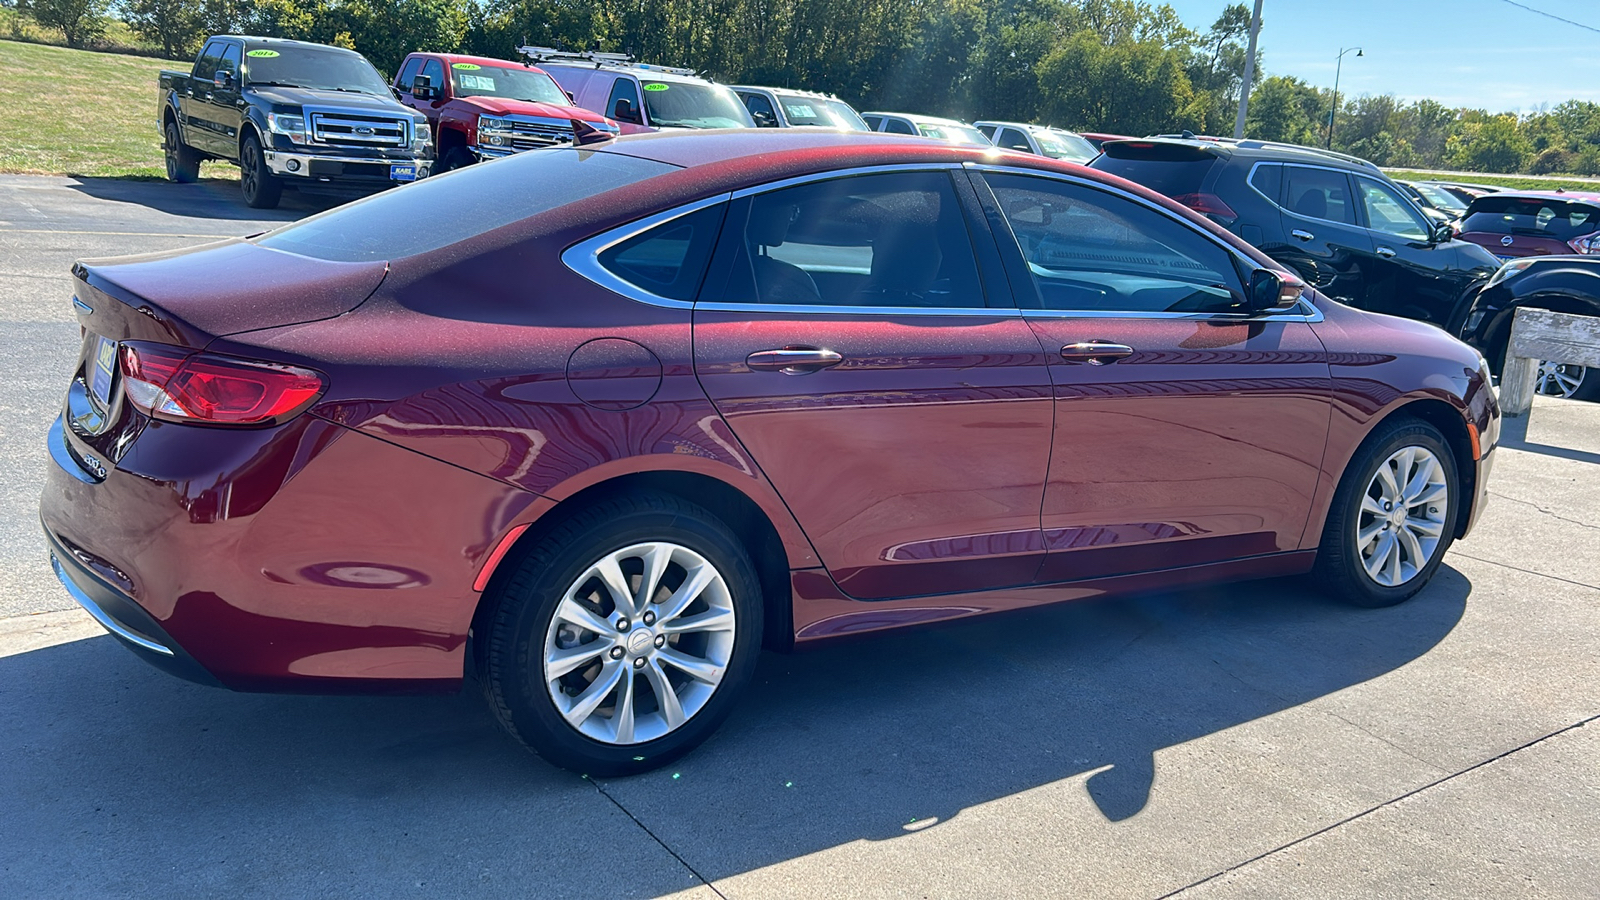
[42,131,1499,774]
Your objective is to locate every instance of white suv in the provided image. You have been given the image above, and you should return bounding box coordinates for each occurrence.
[974,121,1098,162]
[732,86,869,130]
[525,49,753,131]
[859,112,989,146]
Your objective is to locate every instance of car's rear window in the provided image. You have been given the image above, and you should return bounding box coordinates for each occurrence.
[1089,144,1220,197]
[256,149,676,261]
[1461,196,1599,239]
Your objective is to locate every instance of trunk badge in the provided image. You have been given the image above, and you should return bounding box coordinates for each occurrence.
[1501,235,1515,247]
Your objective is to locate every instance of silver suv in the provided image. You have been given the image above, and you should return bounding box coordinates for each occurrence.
[974,121,1098,163]
[731,86,868,130]
[525,49,753,131]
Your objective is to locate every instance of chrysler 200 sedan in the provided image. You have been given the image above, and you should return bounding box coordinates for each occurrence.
[42,131,1499,775]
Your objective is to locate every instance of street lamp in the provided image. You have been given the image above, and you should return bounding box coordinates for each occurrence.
[1326,47,1363,149]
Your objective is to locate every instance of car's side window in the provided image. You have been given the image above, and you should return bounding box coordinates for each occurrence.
[1356,177,1430,241]
[596,204,726,302]
[396,57,423,92]
[862,114,883,130]
[1248,163,1282,203]
[217,43,242,83]
[997,128,1033,153]
[193,41,223,82]
[420,58,445,95]
[883,117,916,135]
[607,78,642,122]
[985,173,1248,314]
[977,124,997,140]
[716,171,990,309]
[1283,165,1355,225]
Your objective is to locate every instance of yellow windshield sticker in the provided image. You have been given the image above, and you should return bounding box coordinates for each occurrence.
[451,63,481,70]
[643,83,670,91]
[246,49,279,58]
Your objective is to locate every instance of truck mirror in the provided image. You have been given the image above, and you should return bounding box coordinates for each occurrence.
[213,70,233,90]
[411,74,436,100]
[613,98,641,124]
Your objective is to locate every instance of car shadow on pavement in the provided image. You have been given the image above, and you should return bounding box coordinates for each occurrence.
[1501,438,1600,466]
[66,177,340,222]
[0,569,1468,893]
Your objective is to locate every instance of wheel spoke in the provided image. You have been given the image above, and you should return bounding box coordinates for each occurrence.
[638,544,673,608]
[1395,525,1426,569]
[1357,520,1385,549]
[1375,459,1402,501]
[594,554,635,617]
[1364,531,1397,581]
[1408,482,1447,507]
[643,658,686,730]
[657,563,716,624]
[1361,494,1386,516]
[562,660,624,727]
[556,597,615,638]
[656,646,724,685]
[546,640,607,680]
[662,607,735,636]
[1401,460,1438,503]
[611,667,637,744]
[1407,518,1445,538]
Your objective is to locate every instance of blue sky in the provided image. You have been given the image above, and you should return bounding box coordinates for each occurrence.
[1162,0,1600,111]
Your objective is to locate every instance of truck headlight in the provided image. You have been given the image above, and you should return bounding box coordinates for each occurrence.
[267,112,307,145]
[412,122,432,153]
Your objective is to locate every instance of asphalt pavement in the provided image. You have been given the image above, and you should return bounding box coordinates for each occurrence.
[1,174,1596,898]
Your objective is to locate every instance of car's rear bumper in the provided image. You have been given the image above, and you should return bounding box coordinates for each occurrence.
[45,525,221,687]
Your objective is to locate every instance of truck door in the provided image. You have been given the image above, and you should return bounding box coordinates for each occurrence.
[183,41,226,155]
[203,43,244,156]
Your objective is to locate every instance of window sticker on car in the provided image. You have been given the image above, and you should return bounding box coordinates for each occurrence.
[643,83,670,91]
[784,104,816,118]
[458,74,495,91]
[452,63,481,70]
[246,49,279,58]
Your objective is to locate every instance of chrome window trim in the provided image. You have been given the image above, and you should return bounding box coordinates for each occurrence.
[965,162,1324,324]
[727,162,965,199]
[696,301,1019,317]
[561,193,733,310]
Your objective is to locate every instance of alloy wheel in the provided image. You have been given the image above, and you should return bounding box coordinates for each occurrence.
[1535,360,1587,399]
[241,146,259,199]
[543,542,736,745]
[1355,446,1450,587]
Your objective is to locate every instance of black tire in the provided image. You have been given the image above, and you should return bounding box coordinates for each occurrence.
[239,133,282,209]
[164,121,200,183]
[436,146,476,173]
[482,492,764,776]
[1314,418,1461,608]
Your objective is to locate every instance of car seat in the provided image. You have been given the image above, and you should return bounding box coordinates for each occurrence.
[747,202,821,304]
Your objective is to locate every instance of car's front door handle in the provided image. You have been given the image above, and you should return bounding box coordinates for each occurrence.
[1061,342,1135,365]
[1375,246,1397,258]
[747,347,844,375]
[1291,229,1315,242]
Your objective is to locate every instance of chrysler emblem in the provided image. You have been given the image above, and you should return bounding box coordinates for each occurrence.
[1501,235,1514,247]
[356,126,374,135]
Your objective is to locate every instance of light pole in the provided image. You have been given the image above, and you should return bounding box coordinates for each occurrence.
[1232,0,1264,139]
[1326,47,1363,149]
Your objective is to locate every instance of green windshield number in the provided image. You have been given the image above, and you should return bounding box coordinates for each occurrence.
[246,49,279,58]
[643,83,670,92]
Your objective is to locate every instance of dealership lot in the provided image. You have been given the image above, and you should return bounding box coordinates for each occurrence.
[1,174,1597,897]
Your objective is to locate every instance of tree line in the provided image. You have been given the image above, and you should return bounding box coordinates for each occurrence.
[10,0,1600,175]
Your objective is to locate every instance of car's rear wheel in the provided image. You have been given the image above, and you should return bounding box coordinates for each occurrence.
[239,133,282,209]
[1535,360,1600,401]
[164,122,200,183]
[1314,418,1460,607]
[482,493,763,775]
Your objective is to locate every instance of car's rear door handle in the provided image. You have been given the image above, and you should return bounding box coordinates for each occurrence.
[1291,229,1315,242]
[1375,246,1397,258]
[746,347,844,375]
[1061,342,1135,365]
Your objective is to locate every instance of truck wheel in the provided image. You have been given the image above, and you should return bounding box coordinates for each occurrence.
[436,146,476,173]
[239,133,283,209]
[164,122,200,184]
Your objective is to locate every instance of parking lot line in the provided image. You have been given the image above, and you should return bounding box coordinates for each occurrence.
[0,229,234,239]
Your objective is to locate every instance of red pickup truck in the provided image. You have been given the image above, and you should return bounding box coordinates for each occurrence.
[393,52,618,172]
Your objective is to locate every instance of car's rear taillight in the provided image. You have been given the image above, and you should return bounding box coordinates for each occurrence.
[118,341,325,426]
[1171,192,1237,224]
[1567,234,1600,254]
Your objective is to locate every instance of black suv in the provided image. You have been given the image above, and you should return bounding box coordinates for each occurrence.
[1090,138,1500,329]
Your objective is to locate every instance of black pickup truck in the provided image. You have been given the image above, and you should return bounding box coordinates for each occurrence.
[159,36,433,208]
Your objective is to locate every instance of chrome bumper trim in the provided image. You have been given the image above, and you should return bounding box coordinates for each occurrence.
[264,151,432,178]
[50,555,174,656]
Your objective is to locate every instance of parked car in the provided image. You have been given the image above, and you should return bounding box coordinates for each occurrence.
[1424,180,1501,206]
[1455,191,1600,261]
[859,112,989,145]
[160,36,433,209]
[731,86,868,130]
[1397,179,1468,221]
[43,131,1497,776]
[528,49,754,131]
[974,121,1098,163]
[392,52,617,172]
[1091,137,1500,329]
[1458,255,1600,400]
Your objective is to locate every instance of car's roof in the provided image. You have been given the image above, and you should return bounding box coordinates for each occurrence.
[1104,136,1381,171]
[540,61,712,85]
[228,35,361,54]
[975,120,1056,133]
[731,85,842,100]
[860,112,974,127]
[421,52,552,74]
[1467,189,1600,204]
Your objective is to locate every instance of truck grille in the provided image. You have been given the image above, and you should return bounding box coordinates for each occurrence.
[501,117,576,151]
[307,110,409,148]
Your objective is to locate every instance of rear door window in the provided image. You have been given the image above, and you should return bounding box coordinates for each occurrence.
[1283,166,1356,225]
[193,41,223,82]
[1249,163,1282,203]
[883,117,915,135]
[984,172,1246,314]
[597,204,726,302]
[997,128,1033,153]
[396,56,423,92]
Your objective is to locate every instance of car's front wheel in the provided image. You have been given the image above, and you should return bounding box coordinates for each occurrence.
[1536,360,1600,401]
[1314,418,1460,607]
[239,133,282,209]
[482,493,763,775]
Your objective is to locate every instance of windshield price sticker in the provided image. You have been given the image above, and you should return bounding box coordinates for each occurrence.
[246,49,279,58]
[458,74,496,91]
[784,104,816,118]
[643,83,670,91]
[451,63,481,70]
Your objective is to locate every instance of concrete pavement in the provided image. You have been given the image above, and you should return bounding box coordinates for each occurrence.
[1,174,1595,898]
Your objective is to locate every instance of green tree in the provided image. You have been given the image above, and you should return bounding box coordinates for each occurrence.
[1036,29,1202,134]
[1448,114,1532,174]
[17,0,107,47]
[125,0,203,58]
[1243,75,1324,144]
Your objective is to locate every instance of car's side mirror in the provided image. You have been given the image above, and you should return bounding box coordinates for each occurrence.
[1430,221,1454,244]
[1248,268,1307,313]
[411,74,437,100]
[752,109,778,128]
[613,98,641,124]
[213,70,233,89]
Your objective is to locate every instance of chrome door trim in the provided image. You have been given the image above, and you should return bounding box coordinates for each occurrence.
[728,162,965,200]
[560,192,732,310]
[696,301,1020,317]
